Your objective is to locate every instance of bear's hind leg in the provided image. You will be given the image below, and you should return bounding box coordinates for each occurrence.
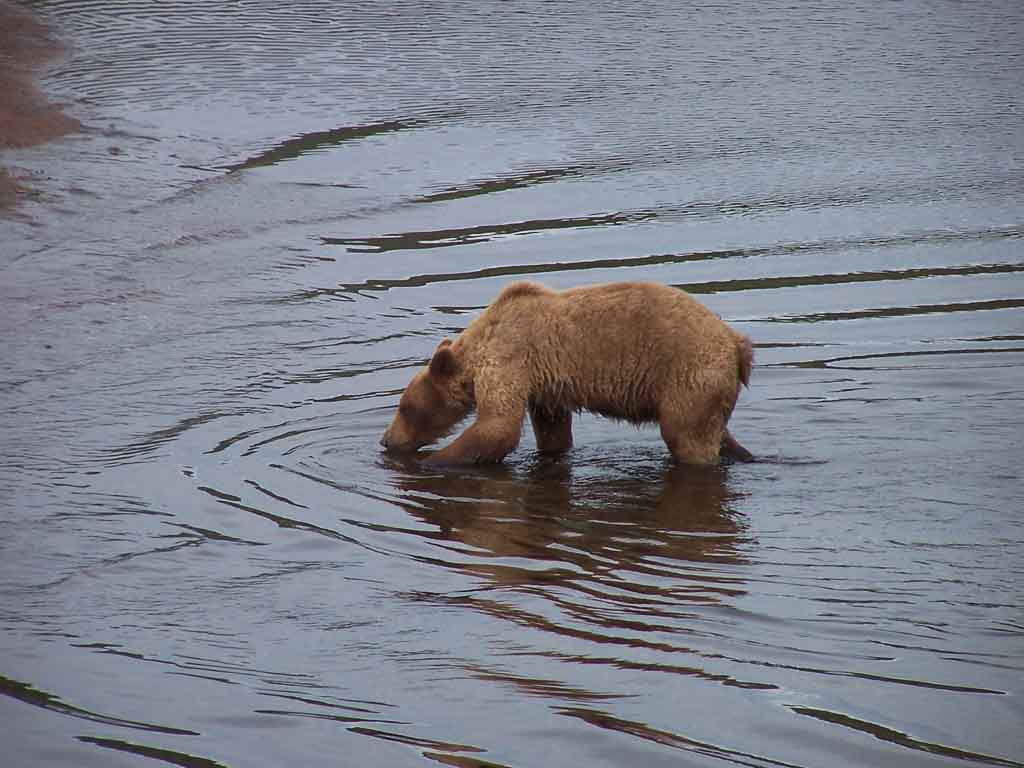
[658,406,725,466]
[530,405,573,454]
[720,429,754,462]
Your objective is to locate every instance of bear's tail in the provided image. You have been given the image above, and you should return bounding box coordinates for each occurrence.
[736,333,754,389]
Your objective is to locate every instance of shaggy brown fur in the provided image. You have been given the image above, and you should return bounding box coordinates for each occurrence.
[381,281,754,465]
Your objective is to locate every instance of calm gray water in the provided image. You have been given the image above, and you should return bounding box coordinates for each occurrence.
[2,2,1023,766]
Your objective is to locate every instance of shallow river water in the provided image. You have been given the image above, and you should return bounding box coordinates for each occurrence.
[2,2,1023,766]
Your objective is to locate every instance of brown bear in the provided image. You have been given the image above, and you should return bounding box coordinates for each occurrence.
[380,281,754,465]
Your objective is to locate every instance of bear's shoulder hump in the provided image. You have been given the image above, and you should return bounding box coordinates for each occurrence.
[495,281,551,303]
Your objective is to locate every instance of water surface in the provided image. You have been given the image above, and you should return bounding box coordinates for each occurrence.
[2,2,1022,766]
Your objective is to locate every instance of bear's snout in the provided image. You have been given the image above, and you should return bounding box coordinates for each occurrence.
[380,427,399,450]
[380,420,417,452]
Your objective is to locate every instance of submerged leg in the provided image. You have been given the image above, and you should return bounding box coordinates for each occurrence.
[530,405,573,454]
[658,395,728,466]
[660,417,722,465]
[424,415,523,465]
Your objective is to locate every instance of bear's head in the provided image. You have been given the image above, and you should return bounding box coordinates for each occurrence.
[380,339,472,452]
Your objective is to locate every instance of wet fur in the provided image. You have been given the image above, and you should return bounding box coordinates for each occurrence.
[381,281,754,465]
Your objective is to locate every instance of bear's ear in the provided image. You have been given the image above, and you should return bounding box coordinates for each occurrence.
[429,341,458,378]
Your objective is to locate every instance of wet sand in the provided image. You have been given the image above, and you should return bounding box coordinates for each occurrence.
[0,1,81,208]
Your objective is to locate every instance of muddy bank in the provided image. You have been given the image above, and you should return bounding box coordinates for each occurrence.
[0,1,80,208]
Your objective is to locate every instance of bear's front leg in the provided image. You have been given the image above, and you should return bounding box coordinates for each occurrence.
[530,405,573,454]
[423,415,523,465]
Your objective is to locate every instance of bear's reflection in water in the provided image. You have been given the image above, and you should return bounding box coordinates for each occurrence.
[385,457,751,603]
[382,458,754,697]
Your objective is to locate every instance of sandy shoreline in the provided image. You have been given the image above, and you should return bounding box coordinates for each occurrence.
[0,1,81,209]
